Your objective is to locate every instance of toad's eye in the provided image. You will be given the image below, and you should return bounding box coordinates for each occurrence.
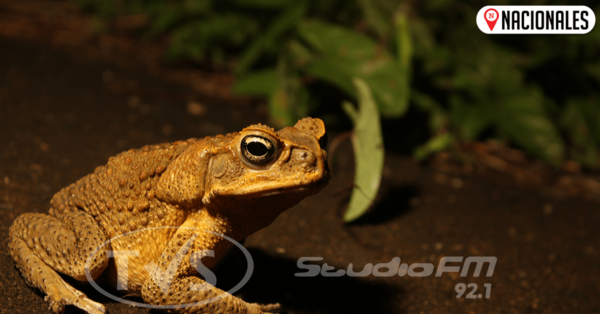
[241,135,276,164]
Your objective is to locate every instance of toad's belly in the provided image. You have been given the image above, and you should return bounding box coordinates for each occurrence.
[104,224,181,293]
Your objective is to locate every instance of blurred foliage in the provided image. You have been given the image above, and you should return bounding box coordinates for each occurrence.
[74,0,600,219]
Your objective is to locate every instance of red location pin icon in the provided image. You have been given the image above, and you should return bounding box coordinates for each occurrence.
[484,8,499,31]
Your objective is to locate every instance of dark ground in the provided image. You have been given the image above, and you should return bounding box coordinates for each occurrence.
[1,37,600,314]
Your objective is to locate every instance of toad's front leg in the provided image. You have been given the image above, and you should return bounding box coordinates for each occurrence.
[140,212,280,314]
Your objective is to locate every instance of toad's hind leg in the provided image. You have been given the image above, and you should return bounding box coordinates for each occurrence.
[9,211,109,314]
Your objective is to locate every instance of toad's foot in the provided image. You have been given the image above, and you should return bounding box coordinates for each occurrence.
[252,303,282,313]
[44,276,106,314]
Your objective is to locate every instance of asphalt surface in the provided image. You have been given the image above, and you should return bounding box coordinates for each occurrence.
[1,38,599,314]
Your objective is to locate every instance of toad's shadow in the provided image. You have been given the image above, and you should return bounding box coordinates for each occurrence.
[215,248,399,314]
[343,184,418,226]
[64,248,398,314]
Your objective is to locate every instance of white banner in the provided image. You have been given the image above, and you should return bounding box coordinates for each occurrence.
[477,5,596,34]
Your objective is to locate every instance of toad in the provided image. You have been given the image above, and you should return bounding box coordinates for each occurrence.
[9,117,329,314]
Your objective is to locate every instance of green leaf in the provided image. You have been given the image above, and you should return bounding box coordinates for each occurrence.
[266,57,310,128]
[268,86,294,127]
[236,3,306,74]
[561,99,599,169]
[267,83,310,129]
[298,20,410,118]
[343,78,384,222]
[449,95,491,141]
[409,17,436,60]
[357,0,390,39]
[303,58,355,95]
[288,39,314,67]
[493,88,565,165]
[365,67,410,117]
[413,133,454,161]
[166,14,258,61]
[411,90,444,113]
[412,91,448,133]
[572,97,600,144]
[341,101,357,124]
[394,8,412,74]
[232,69,278,97]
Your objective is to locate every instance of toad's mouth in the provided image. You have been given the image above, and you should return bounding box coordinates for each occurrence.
[218,174,330,199]
[247,178,329,198]
[257,180,329,197]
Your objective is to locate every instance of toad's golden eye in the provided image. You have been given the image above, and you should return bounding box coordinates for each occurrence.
[241,135,276,164]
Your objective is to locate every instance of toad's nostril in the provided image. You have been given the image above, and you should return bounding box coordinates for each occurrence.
[300,152,308,159]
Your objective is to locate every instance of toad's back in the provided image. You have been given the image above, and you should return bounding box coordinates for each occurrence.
[49,139,198,238]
